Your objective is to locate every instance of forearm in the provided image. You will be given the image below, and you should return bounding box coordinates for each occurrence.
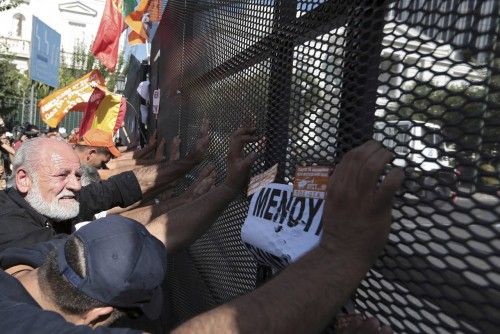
[173,246,368,334]
[1,144,15,155]
[118,196,188,223]
[133,159,198,194]
[116,150,135,160]
[107,201,142,215]
[119,204,157,223]
[146,184,236,252]
[107,158,157,170]
[99,163,154,181]
[107,187,177,216]
[133,143,156,159]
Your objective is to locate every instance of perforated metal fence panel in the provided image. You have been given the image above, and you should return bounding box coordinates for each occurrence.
[151,1,500,332]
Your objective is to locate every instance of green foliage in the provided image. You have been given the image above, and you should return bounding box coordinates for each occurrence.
[0,39,128,124]
[0,45,29,116]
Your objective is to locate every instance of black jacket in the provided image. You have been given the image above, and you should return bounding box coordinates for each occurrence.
[0,171,142,252]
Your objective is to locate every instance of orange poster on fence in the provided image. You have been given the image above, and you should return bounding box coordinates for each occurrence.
[38,70,105,128]
[293,166,330,199]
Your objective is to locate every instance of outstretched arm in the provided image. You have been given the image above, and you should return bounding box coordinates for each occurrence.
[118,165,215,222]
[145,126,258,252]
[172,140,404,334]
[98,162,157,180]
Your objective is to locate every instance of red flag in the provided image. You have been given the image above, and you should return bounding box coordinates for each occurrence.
[114,97,127,132]
[79,88,127,137]
[79,88,107,137]
[91,0,124,72]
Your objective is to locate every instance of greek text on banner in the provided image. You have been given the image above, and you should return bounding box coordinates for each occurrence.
[241,183,324,269]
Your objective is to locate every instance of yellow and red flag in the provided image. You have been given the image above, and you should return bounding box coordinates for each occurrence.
[78,87,107,137]
[125,0,150,45]
[38,70,105,128]
[147,0,162,22]
[92,93,127,134]
[91,0,124,72]
[79,87,127,137]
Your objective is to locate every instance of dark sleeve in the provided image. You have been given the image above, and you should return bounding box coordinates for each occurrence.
[0,302,141,334]
[78,171,142,221]
[0,236,67,269]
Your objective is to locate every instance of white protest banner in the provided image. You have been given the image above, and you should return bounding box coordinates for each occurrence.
[241,183,324,270]
[152,89,160,114]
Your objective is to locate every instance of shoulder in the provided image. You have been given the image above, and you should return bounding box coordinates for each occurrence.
[0,237,67,270]
[0,189,16,207]
[0,189,26,217]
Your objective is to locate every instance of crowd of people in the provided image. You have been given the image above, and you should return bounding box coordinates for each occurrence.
[0,113,404,333]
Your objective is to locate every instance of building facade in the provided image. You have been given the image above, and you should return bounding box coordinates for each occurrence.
[0,0,106,72]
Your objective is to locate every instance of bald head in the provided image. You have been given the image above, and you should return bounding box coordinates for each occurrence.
[13,137,79,174]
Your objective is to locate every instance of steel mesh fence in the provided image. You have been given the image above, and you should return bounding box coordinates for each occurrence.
[151,1,500,332]
[2,97,83,132]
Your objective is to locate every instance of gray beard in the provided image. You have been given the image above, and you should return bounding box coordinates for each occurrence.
[25,176,80,222]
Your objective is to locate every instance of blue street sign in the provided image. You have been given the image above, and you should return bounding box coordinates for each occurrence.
[29,16,61,87]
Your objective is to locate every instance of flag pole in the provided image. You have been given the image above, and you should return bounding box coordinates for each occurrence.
[146,39,151,65]
[29,80,35,124]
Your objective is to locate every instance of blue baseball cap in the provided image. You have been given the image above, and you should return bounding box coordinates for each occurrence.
[56,215,167,319]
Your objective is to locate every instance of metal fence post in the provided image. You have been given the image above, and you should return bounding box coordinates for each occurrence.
[258,0,297,287]
[29,81,35,125]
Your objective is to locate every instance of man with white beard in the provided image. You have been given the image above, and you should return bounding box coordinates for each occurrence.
[0,129,210,252]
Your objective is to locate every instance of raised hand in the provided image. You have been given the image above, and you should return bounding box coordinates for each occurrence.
[186,118,210,164]
[222,126,259,195]
[321,140,404,270]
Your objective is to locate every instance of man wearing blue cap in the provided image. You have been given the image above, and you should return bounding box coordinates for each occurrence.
[0,139,402,333]
[0,216,166,332]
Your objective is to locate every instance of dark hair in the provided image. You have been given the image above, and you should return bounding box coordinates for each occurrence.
[74,144,112,157]
[38,236,126,321]
[80,164,101,186]
[38,237,107,314]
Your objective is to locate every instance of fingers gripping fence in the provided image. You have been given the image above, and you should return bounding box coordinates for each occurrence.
[151,1,500,332]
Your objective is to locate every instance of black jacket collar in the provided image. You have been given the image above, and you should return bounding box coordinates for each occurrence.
[5,188,52,229]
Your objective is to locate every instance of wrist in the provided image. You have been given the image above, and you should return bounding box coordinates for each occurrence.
[184,150,203,165]
[220,181,241,198]
[319,237,373,276]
